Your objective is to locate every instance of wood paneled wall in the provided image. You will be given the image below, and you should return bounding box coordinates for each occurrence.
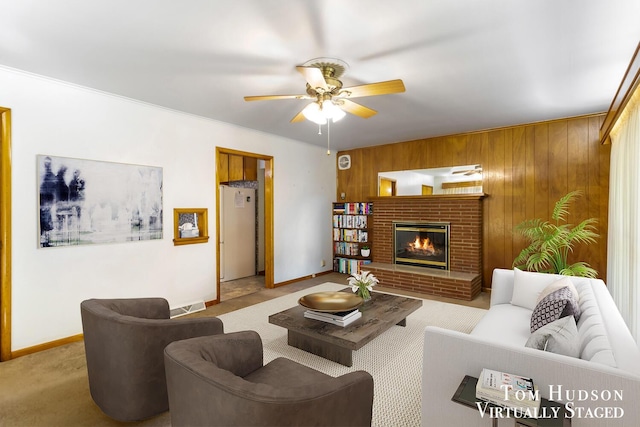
[336,114,610,288]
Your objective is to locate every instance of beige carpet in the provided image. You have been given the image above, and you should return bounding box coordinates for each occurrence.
[0,283,486,427]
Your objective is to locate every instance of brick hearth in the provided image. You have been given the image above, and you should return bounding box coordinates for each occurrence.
[368,195,484,300]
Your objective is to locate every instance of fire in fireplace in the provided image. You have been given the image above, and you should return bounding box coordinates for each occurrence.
[393,222,450,270]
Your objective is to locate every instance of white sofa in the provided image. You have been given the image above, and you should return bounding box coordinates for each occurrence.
[422,268,640,426]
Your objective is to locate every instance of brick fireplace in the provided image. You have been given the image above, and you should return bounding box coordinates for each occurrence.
[368,195,484,300]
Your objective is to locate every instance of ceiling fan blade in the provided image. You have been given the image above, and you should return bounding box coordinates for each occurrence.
[452,166,483,175]
[244,94,309,102]
[296,66,328,92]
[290,109,306,123]
[339,79,405,98]
[338,99,377,119]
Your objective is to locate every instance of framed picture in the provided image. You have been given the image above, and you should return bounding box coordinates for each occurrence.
[37,155,163,248]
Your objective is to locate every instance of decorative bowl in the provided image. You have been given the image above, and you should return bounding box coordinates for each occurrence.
[298,291,364,313]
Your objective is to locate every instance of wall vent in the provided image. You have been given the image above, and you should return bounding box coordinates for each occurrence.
[170,301,206,318]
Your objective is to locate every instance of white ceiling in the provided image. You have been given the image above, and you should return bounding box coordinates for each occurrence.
[1,0,639,151]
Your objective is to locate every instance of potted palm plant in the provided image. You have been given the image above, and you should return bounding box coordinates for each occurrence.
[512,190,599,277]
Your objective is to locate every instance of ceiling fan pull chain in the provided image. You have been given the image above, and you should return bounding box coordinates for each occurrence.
[318,123,322,135]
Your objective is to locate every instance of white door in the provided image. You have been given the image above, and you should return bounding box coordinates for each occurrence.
[219,185,256,282]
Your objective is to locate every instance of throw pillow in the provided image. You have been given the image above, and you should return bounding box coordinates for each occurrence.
[525,316,580,358]
[536,277,579,305]
[530,286,581,333]
[511,268,560,311]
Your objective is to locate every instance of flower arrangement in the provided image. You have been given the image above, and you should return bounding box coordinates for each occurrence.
[347,270,379,301]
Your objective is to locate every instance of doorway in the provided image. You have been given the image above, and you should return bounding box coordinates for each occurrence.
[216,148,274,303]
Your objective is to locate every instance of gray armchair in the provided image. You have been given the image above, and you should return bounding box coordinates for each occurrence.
[80,297,224,422]
[164,330,374,426]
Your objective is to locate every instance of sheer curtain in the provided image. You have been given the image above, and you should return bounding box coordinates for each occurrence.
[608,86,640,344]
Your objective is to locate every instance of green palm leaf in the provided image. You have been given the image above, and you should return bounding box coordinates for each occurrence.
[552,190,581,223]
[512,191,598,277]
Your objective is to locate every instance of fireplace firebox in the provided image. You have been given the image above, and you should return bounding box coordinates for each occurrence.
[393,222,450,270]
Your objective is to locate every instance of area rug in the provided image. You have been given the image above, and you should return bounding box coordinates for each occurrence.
[217,282,487,427]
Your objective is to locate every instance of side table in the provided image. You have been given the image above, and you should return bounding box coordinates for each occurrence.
[451,375,570,427]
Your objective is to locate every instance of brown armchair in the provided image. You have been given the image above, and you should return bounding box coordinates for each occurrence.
[164,330,374,426]
[80,297,223,422]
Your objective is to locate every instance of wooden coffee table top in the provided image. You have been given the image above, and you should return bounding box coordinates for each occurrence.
[268,288,423,351]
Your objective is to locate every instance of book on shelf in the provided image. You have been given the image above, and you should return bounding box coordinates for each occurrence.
[333,257,371,274]
[475,368,540,414]
[333,215,368,229]
[333,202,373,216]
[333,241,360,256]
[304,309,362,327]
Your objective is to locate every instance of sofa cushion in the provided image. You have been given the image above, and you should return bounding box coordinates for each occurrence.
[511,268,562,310]
[471,304,532,346]
[536,277,579,305]
[575,281,617,368]
[530,286,581,333]
[525,315,580,357]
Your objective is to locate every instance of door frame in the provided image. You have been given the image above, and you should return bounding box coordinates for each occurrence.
[215,147,274,303]
[1,107,12,361]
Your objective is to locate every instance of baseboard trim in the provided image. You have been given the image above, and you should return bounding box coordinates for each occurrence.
[5,270,339,361]
[274,270,333,288]
[10,333,84,360]
[206,270,335,305]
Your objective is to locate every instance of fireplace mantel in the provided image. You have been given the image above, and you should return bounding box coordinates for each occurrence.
[368,196,484,300]
[368,193,486,202]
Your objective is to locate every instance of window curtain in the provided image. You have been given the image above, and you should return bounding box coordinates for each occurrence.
[608,86,640,344]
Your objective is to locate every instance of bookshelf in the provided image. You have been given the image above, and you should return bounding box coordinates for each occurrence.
[332,202,373,274]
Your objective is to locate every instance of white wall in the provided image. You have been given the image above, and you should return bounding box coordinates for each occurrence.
[379,171,433,196]
[1,67,336,351]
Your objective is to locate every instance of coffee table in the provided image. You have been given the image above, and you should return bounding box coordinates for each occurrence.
[268,289,422,366]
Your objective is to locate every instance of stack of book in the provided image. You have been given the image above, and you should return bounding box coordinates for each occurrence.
[475,368,540,415]
[304,309,362,327]
[333,257,371,275]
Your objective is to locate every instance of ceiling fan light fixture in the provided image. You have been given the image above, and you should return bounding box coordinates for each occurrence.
[302,102,327,125]
[322,100,346,123]
[301,100,345,125]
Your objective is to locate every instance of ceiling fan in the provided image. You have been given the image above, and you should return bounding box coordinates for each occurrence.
[452,165,483,176]
[244,57,405,125]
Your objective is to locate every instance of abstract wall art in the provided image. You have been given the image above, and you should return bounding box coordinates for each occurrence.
[37,155,163,248]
